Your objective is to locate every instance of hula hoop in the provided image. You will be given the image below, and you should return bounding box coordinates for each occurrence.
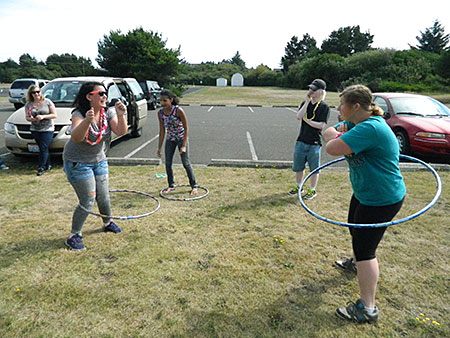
[299,155,442,228]
[78,189,160,220]
[159,184,209,201]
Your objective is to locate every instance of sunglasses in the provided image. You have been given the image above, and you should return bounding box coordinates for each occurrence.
[31,91,41,94]
[89,90,108,97]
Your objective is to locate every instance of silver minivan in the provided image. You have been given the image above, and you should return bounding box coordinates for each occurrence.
[4,76,148,156]
[8,78,49,109]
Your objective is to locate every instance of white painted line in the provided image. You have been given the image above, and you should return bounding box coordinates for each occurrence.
[246,131,258,161]
[248,106,254,113]
[207,106,214,112]
[286,107,297,113]
[124,134,159,159]
[0,152,11,157]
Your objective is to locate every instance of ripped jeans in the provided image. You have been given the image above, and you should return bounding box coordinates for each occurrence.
[63,159,112,234]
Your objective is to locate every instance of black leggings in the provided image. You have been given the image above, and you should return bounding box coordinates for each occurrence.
[348,195,404,262]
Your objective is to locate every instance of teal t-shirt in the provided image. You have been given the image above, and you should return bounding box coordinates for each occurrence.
[339,116,406,206]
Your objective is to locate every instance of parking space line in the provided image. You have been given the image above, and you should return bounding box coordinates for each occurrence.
[286,107,297,113]
[246,131,258,161]
[124,134,159,158]
[248,106,254,113]
[207,106,214,112]
[1,152,11,157]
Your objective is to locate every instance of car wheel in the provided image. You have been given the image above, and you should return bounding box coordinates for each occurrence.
[150,101,156,110]
[395,130,410,154]
[14,103,23,109]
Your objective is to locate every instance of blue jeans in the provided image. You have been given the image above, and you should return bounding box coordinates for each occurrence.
[63,159,111,233]
[165,139,197,188]
[31,130,53,169]
[292,141,321,172]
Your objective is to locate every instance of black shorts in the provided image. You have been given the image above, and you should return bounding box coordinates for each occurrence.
[348,195,404,262]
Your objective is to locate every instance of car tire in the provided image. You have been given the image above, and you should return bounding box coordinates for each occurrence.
[150,101,156,110]
[14,103,23,110]
[395,130,410,154]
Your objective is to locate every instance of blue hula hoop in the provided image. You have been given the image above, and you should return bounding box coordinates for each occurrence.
[78,189,160,220]
[299,154,442,228]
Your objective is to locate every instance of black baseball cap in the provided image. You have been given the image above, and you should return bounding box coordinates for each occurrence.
[308,79,326,91]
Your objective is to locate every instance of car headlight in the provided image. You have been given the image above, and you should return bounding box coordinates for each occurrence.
[415,132,446,139]
[4,122,16,135]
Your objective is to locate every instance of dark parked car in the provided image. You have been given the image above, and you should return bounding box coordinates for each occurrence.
[373,93,450,158]
[138,80,162,110]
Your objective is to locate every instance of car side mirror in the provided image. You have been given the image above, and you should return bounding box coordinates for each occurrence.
[383,112,391,119]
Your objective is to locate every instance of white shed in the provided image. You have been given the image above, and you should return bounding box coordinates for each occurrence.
[216,78,227,87]
[231,73,244,87]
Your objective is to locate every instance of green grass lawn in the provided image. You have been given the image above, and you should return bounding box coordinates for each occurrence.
[181,86,342,107]
[0,165,448,337]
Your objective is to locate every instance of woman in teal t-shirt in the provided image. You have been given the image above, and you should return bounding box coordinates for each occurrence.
[323,85,406,324]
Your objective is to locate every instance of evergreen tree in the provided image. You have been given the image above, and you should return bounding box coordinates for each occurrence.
[412,20,449,53]
[321,26,373,56]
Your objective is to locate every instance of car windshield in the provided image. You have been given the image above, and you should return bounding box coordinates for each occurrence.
[42,81,83,104]
[391,97,450,117]
[11,80,34,89]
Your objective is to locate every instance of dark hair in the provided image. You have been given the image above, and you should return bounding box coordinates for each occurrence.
[160,89,180,106]
[72,81,105,116]
[340,85,383,116]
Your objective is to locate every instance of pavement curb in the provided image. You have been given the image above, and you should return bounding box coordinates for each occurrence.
[209,159,293,169]
[107,157,161,166]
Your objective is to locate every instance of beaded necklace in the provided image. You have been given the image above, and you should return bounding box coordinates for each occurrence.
[304,100,322,121]
[86,108,108,145]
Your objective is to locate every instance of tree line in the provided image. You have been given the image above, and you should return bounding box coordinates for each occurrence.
[1,21,449,94]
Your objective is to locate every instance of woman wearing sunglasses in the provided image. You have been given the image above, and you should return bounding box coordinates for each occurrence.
[25,85,57,176]
[63,81,128,250]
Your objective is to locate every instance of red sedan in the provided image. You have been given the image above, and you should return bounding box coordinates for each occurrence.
[372,93,450,158]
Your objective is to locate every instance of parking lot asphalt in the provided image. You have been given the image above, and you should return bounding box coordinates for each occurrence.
[2,101,449,169]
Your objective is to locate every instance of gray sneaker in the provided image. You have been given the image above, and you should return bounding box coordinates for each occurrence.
[336,299,379,323]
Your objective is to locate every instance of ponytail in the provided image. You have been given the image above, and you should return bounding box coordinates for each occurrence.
[160,89,180,106]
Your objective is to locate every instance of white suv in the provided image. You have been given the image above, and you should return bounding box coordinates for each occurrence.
[8,78,49,109]
[4,76,147,156]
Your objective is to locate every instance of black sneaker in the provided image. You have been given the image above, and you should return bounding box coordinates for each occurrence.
[37,167,45,176]
[65,234,86,250]
[334,257,357,273]
[336,299,379,323]
[104,221,123,234]
[44,165,52,172]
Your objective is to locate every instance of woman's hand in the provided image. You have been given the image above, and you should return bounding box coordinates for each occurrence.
[85,108,95,123]
[34,115,44,122]
[115,100,127,115]
[180,146,186,154]
[157,149,162,158]
[336,123,348,133]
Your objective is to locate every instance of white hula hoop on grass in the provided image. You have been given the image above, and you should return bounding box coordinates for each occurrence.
[78,189,160,220]
[159,184,209,201]
[299,155,442,228]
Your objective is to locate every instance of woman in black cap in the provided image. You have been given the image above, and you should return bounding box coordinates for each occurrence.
[289,79,330,200]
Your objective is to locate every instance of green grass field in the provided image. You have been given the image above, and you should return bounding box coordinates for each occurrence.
[0,164,448,337]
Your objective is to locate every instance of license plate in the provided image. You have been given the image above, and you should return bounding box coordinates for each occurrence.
[27,144,40,153]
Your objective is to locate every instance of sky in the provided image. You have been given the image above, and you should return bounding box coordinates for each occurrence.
[1,0,449,70]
